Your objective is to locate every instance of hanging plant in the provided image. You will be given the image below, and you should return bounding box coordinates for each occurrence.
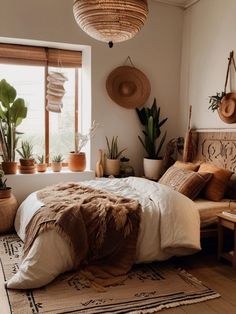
[208,51,236,124]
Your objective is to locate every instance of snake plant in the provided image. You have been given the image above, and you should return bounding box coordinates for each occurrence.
[105,136,126,159]
[136,98,168,160]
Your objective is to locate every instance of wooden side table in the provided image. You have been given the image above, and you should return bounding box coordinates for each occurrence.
[0,195,18,233]
[217,213,236,268]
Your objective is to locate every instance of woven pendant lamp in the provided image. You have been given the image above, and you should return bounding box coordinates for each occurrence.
[73,0,148,48]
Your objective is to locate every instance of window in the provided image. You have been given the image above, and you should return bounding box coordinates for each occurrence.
[0,44,82,163]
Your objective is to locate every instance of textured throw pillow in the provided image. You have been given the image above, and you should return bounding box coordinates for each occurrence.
[158,166,212,200]
[198,163,233,201]
[173,161,201,171]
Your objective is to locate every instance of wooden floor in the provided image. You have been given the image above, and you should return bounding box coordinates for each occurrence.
[159,250,236,314]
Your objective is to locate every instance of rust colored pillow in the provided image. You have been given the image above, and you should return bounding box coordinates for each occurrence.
[225,173,236,200]
[173,161,201,171]
[198,163,233,201]
[158,166,212,200]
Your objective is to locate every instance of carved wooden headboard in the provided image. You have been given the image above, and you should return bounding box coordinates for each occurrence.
[188,130,236,173]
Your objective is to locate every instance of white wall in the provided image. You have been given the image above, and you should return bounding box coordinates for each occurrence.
[180,0,236,133]
[0,0,184,176]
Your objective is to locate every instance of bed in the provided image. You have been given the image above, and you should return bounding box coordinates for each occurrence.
[6,176,201,290]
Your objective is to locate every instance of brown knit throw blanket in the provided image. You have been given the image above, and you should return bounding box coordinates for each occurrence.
[24,182,141,286]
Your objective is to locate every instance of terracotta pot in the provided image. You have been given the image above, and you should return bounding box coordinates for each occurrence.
[19,158,35,166]
[143,158,163,181]
[1,162,18,174]
[19,165,36,174]
[68,152,86,172]
[36,163,47,173]
[105,159,120,176]
[51,162,62,172]
[0,187,12,199]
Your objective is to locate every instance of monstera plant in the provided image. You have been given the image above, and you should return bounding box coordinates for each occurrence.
[136,98,168,180]
[0,79,27,174]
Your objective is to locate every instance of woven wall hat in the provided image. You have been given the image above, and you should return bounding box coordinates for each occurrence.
[106,65,151,109]
[218,92,236,124]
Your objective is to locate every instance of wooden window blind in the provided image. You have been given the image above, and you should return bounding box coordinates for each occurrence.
[0,44,82,67]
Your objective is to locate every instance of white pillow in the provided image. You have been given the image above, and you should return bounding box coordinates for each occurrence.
[7,230,73,289]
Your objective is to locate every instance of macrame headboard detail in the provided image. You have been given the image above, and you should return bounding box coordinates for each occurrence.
[184,130,236,173]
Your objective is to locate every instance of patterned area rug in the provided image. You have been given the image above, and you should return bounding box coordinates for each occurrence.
[0,234,220,314]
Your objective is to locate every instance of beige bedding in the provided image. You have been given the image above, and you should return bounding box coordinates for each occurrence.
[195,198,236,227]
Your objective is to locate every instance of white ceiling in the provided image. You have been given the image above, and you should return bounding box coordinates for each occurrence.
[155,0,199,9]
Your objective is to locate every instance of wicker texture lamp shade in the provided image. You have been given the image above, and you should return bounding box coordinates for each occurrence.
[73,0,148,47]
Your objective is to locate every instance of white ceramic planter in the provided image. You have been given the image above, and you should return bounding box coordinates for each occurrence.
[105,159,120,176]
[143,158,163,181]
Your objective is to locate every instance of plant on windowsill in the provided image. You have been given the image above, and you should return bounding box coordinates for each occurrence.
[68,121,99,172]
[36,155,47,173]
[0,79,28,174]
[0,170,11,199]
[136,98,168,180]
[105,136,126,176]
[51,154,64,172]
[16,140,35,174]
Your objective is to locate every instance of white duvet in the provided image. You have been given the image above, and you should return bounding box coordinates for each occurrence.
[7,177,201,289]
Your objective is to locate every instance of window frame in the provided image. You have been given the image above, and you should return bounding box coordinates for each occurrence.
[0,43,82,164]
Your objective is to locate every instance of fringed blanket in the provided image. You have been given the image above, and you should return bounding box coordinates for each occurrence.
[24,182,141,286]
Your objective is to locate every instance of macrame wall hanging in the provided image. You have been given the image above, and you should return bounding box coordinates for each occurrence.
[46,50,68,113]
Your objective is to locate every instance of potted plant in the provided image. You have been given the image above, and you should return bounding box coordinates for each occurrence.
[136,98,167,180]
[36,154,47,173]
[0,79,28,174]
[105,136,126,176]
[16,140,35,174]
[68,121,99,172]
[51,154,64,172]
[0,170,12,198]
[208,51,236,124]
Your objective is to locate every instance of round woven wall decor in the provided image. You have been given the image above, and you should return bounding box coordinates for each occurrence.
[73,0,148,47]
[106,65,151,109]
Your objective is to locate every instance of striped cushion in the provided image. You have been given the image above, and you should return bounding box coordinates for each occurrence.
[159,166,212,200]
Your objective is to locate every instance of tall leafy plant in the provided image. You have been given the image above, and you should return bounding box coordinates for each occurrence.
[136,98,168,160]
[0,79,27,162]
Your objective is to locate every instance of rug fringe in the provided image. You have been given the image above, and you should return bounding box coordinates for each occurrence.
[128,292,221,314]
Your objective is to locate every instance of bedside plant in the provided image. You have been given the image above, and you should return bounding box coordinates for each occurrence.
[136,98,168,180]
[36,154,47,173]
[51,154,64,172]
[105,136,126,176]
[0,170,12,199]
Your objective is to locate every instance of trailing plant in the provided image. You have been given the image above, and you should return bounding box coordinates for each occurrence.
[0,79,27,162]
[0,170,8,190]
[16,141,34,160]
[37,154,45,164]
[52,154,64,163]
[105,136,126,159]
[136,98,168,160]
[208,91,225,112]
